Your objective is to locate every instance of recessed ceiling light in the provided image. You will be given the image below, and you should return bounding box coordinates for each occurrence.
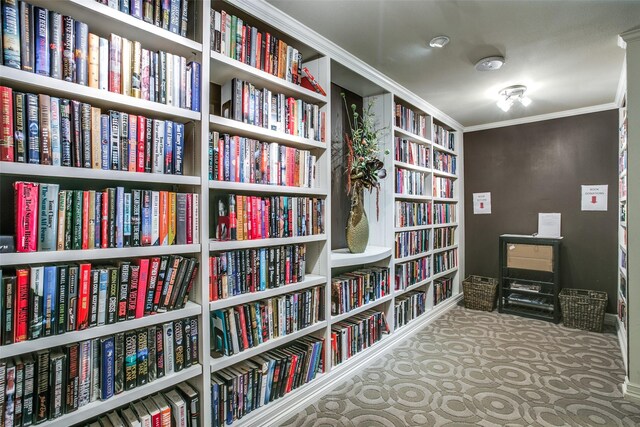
[475,56,505,71]
[429,36,450,48]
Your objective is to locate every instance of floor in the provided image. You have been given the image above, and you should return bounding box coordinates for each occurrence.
[281,304,640,427]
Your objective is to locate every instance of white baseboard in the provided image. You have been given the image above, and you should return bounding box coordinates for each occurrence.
[616,317,628,371]
[239,293,463,427]
[623,378,640,404]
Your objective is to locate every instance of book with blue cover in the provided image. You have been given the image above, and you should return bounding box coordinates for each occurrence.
[173,122,184,175]
[42,265,57,336]
[34,7,49,76]
[100,336,115,400]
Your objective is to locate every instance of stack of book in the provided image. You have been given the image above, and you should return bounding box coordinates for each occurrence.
[433,226,455,249]
[212,194,325,241]
[330,310,388,365]
[394,102,428,137]
[13,181,199,252]
[0,86,188,173]
[99,0,191,38]
[394,137,429,168]
[394,201,431,228]
[210,286,323,357]
[432,124,455,151]
[434,248,457,274]
[221,78,325,142]
[0,317,198,424]
[506,294,553,312]
[330,267,390,316]
[433,176,454,199]
[2,1,201,111]
[395,291,426,328]
[209,244,307,301]
[433,277,453,306]
[433,202,456,225]
[85,382,200,427]
[395,168,427,196]
[209,131,317,187]
[1,256,198,344]
[433,151,456,175]
[395,229,430,258]
[211,337,324,427]
[395,257,430,291]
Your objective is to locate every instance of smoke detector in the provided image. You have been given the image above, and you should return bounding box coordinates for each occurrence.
[475,56,505,71]
[429,36,450,48]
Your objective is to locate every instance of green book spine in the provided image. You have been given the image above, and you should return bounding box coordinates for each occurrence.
[72,189,83,250]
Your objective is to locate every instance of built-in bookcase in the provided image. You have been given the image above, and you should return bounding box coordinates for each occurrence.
[619,96,628,369]
[0,0,463,426]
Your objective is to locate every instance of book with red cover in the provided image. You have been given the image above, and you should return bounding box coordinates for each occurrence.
[127,264,140,320]
[186,193,193,244]
[76,263,92,330]
[14,181,39,252]
[301,67,326,96]
[108,33,122,94]
[14,268,30,342]
[137,116,146,172]
[236,305,250,350]
[101,190,108,248]
[1,86,15,161]
[144,257,160,315]
[134,258,150,318]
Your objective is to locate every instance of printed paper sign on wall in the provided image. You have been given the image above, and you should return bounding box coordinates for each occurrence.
[473,192,491,214]
[581,185,608,211]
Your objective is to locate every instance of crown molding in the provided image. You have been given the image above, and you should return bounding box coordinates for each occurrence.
[621,27,640,44]
[615,56,627,107]
[229,0,464,131]
[464,103,619,133]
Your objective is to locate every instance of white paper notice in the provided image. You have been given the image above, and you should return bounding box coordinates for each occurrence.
[473,192,491,214]
[538,213,561,238]
[581,185,608,211]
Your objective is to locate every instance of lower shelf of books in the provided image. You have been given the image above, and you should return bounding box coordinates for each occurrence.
[330,294,393,324]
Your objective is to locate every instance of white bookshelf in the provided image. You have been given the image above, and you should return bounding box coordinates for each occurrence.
[618,98,629,366]
[330,245,392,268]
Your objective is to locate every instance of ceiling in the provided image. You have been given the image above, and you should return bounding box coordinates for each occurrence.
[266,0,640,128]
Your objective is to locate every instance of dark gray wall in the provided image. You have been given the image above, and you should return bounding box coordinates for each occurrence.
[464,110,619,312]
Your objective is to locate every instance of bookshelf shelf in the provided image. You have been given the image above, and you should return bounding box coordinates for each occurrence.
[394,193,431,201]
[432,267,459,281]
[209,234,327,251]
[330,246,392,268]
[36,364,203,427]
[0,162,201,186]
[433,222,458,228]
[432,244,459,254]
[394,252,431,264]
[393,160,432,174]
[393,126,431,145]
[210,51,327,105]
[329,335,390,377]
[0,244,202,267]
[330,294,393,324]
[433,197,458,203]
[209,274,327,311]
[209,321,328,372]
[394,224,433,232]
[209,115,326,151]
[394,277,431,298]
[0,66,201,122]
[25,0,203,59]
[433,169,457,179]
[209,180,327,196]
[432,144,456,156]
[0,302,201,359]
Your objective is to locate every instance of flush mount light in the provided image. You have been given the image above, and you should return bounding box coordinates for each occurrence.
[497,85,532,112]
[475,56,505,71]
[429,35,450,48]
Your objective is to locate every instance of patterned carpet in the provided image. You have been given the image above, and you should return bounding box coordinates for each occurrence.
[281,304,640,427]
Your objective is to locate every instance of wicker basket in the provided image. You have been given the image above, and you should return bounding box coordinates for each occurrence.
[462,275,498,311]
[559,289,608,332]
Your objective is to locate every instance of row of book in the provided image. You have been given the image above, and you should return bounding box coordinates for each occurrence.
[14,182,199,253]
[432,124,455,151]
[221,78,325,142]
[395,229,429,259]
[433,151,457,175]
[211,9,304,87]
[434,248,457,274]
[97,0,190,38]
[505,293,553,312]
[2,1,201,110]
[433,177,454,199]
[83,381,199,427]
[212,194,325,241]
[0,86,188,174]
[395,257,430,291]
[394,201,430,228]
[330,310,388,366]
[0,317,198,425]
[394,102,428,138]
[619,150,627,175]
[1,256,197,345]
[395,291,426,329]
[433,202,456,225]
[210,286,324,357]
[433,226,455,249]
[394,137,429,168]
[330,268,390,316]
[433,277,453,306]
[209,131,318,188]
[209,244,307,302]
[211,337,324,427]
[395,168,427,196]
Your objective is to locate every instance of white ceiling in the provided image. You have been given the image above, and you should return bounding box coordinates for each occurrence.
[266,0,640,128]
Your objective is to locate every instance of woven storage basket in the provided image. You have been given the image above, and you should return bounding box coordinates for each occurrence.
[462,275,498,311]
[559,289,607,332]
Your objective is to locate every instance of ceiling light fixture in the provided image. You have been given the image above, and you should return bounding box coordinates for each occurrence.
[497,85,531,112]
[429,35,450,48]
[475,56,505,71]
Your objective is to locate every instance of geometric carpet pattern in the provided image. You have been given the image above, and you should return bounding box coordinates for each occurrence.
[281,305,640,427]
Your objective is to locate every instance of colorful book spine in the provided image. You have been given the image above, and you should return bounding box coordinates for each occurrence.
[0,86,14,161]
[2,0,21,69]
[62,15,75,82]
[75,21,89,85]
[33,7,50,76]
[49,11,63,79]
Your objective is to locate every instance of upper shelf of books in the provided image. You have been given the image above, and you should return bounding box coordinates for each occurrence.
[26,0,203,59]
